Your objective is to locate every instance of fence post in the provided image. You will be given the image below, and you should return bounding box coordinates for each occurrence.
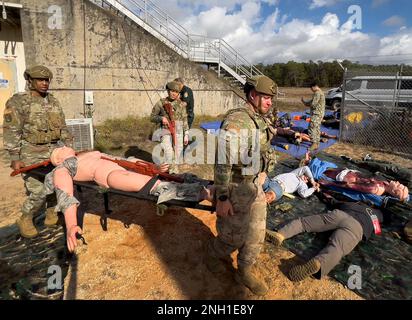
[392,69,400,111]
[339,68,347,142]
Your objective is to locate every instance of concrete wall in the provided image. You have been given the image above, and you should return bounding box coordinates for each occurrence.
[19,0,245,124]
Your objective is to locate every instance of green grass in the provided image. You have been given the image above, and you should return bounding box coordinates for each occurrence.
[94,115,223,156]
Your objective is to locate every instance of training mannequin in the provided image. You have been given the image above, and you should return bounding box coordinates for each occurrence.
[302,152,409,202]
[45,147,213,252]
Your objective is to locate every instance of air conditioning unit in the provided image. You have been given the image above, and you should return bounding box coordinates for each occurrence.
[66,118,94,151]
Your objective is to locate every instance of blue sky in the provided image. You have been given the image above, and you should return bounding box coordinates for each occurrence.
[142,0,412,64]
[271,0,410,36]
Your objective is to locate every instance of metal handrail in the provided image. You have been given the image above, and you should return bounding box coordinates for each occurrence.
[92,0,264,83]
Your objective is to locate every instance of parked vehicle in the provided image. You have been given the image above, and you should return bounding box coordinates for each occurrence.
[326,76,412,112]
[325,86,343,110]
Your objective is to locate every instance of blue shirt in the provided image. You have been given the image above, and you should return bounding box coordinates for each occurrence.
[309,158,338,180]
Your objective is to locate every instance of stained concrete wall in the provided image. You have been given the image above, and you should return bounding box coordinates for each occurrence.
[19,0,245,124]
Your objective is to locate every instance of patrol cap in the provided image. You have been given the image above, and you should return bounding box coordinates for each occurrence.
[24,65,53,80]
[245,75,277,96]
[166,81,181,92]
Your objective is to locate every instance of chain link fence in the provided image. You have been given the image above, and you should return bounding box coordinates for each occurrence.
[340,65,412,156]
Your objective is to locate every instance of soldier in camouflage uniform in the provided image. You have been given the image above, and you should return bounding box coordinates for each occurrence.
[3,65,73,238]
[174,78,195,128]
[206,75,277,296]
[150,81,189,173]
[301,82,325,150]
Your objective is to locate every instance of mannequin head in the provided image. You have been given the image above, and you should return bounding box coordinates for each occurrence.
[51,146,76,166]
[387,181,409,202]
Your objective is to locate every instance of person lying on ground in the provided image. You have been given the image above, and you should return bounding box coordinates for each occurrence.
[301,152,409,202]
[321,109,340,129]
[262,166,320,204]
[44,146,214,252]
[292,130,337,144]
[341,155,412,189]
[269,121,337,145]
[266,201,385,282]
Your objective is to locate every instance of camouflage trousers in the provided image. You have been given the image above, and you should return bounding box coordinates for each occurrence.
[160,134,183,174]
[308,116,322,144]
[19,143,60,218]
[209,179,267,268]
[21,174,56,218]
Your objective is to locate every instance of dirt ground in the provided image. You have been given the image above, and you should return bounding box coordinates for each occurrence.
[1,100,411,300]
[0,142,399,300]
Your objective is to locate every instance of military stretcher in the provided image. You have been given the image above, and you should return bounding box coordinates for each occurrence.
[25,165,215,232]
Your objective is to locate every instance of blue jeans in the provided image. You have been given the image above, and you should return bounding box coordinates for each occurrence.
[262,178,283,202]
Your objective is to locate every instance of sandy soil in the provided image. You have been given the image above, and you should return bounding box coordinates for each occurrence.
[1,123,410,300]
[0,128,362,300]
[278,87,332,104]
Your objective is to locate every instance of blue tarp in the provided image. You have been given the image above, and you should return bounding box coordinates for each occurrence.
[200,111,339,159]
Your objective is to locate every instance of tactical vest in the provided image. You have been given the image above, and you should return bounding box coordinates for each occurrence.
[23,95,66,145]
[222,107,277,176]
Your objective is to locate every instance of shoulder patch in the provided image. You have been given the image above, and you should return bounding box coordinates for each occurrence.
[3,108,12,123]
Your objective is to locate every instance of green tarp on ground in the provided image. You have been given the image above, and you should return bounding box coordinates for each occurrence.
[267,154,412,300]
[0,214,68,300]
[1,153,411,300]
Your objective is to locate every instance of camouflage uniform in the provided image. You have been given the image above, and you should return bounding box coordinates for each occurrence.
[303,89,325,145]
[179,85,195,128]
[210,104,276,268]
[3,89,73,220]
[150,86,189,171]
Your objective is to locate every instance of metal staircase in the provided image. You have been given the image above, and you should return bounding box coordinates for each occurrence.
[89,0,264,87]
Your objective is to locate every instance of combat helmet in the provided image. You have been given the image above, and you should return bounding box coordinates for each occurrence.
[166,81,181,92]
[244,75,277,96]
[24,65,53,80]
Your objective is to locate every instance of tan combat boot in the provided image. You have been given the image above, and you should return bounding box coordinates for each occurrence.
[235,265,269,296]
[44,207,59,227]
[265,229,285,247]
[289,258,321,282]
[17,215,39,238]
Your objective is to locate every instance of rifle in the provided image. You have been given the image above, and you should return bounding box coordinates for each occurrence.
[9,149,93,177]
[163,102,177,147]
[101,156,184,183]
[10,159,51,177]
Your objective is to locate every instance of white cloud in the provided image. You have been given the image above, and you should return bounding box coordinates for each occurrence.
[182,4,388,64]
[137,0,412,65]
[383,15,406,27]
[309,0,341,9]
[379,28,412,56]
